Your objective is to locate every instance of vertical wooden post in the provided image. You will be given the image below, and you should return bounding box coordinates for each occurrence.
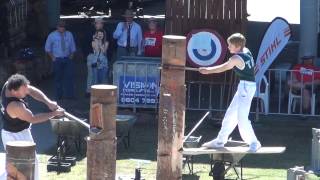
[87,85,117,180]
[156,35,186,180]
[6,141,36,180]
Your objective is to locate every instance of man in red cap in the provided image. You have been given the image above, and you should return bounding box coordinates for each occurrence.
[288,55,320,113]
[143,18,163,57]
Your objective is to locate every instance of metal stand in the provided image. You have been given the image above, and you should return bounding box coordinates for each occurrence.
[185,155,194,174]
[47,135,77,173]
[209,154,244,180]
[47,118,80,173]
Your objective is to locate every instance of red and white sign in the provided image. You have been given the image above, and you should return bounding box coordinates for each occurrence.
[187,29,227,67]
[255,17,291,82]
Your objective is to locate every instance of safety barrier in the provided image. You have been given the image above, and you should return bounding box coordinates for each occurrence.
[113,56,161,109]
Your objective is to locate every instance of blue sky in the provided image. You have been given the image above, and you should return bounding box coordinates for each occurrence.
[247,0,299,24]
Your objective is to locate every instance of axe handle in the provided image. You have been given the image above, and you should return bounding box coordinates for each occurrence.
[158,65,199,71]
[184,111,210,142]
[64,112,90,129]
[185,67,199,71]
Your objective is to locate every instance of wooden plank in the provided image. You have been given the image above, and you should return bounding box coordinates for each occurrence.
[216,0,223,20]
[174,0,180,34]
[165,0,172,19]
[180,0,185,35]
[194,0,200,25]
[235,0,241,20]
[200,0,206,20]
[182,0,189,35]
[208,19,215,30]
[183,147,286,155]
[166,21,173,35]
[172,0,178,34]
[241,0,248,33]
[211,0,217,20]
[224,0,229,20]
[190,0,195,19]
[207,0,213,20]
[165,0,173,34]
[230,0,235,20]
[241,0,247,20]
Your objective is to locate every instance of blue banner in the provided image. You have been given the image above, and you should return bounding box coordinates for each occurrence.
[119,76,160,105]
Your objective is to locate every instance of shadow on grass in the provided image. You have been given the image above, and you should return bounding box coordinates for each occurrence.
[34,110,320,171]
[117,112,320,170]
[182,174,200,180]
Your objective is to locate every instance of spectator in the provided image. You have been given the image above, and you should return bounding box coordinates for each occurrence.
[92,17,113,60]
[143,18,163,57]
[45,20,76,100]
[82,18,113,61]
[287,55,320,113]
[113,9,143,59]
[86,29,109,97]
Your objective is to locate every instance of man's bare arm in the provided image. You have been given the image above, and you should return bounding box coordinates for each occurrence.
[199,56,243,74]
[27,85,58,111]
[6,102,63,124]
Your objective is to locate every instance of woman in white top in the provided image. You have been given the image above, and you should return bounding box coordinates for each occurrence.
[86,30,109,94]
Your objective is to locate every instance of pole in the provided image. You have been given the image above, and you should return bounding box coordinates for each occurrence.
[156,35,186,180]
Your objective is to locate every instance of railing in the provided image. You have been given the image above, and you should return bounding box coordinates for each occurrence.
[186,68,320,117]
[113,56,161,109]
[113,60,319,117]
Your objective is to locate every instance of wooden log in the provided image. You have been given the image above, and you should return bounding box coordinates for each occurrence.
[87,85,117,180]
[156,35,186,180]
[6,141,36,180]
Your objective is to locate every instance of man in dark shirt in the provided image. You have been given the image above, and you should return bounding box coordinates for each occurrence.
[1,74,64,179]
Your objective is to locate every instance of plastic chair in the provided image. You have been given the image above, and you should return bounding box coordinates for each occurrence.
[288,90,316,115]
[254,75,270,114]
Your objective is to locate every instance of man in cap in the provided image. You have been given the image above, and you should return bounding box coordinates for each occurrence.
[113,9,143,59]
[143,18,163,57]
[45,20,76,100]
[288,55,320,114]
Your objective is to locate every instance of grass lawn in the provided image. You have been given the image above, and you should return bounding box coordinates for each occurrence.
[38,112,320,180]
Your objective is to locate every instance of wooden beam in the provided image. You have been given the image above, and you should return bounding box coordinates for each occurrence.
[87,85,117,180]
[6,141,36,180]
[183,147,286,155]
[156,35,186,180]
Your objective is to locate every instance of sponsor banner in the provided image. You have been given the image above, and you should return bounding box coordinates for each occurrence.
[255,17,291,82]
[119,76,159,105]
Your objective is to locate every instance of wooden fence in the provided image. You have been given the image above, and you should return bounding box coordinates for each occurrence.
[165,0,248,84]
[165,0,248,38]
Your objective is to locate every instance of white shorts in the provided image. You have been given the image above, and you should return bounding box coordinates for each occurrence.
[1,129,35,149]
